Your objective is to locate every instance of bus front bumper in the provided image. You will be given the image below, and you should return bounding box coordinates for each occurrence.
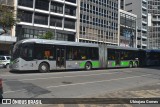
[9,63,20,71]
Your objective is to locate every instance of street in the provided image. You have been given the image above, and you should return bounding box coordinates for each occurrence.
[0,67,160,107]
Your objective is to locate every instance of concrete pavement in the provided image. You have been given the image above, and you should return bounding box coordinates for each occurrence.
[1,68,159,98]
[0,67,160,107]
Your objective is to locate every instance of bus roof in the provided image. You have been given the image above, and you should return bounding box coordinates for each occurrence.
[19,39,99,48]
[106,45,139,51]
[17,39,140,50]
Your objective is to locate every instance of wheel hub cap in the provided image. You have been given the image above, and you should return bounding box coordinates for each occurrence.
[41,65,46,71]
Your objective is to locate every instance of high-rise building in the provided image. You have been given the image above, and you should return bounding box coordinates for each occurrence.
[119,9,137,48]
[125,0,148,49]
[78,0,120,45]
[15,0,77,42]
[0,0,121,54]
[16,0,120,45]
[148,0,160,49]
[16,0,120,46]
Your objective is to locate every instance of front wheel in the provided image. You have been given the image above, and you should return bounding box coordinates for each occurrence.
[85,62,92,70]
[39,63,49,73]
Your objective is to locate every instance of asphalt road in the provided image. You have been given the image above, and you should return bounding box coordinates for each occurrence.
[0,67,160,107]
[0,67,160,98]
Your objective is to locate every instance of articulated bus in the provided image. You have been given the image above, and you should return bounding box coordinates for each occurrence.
[10,39,139,72]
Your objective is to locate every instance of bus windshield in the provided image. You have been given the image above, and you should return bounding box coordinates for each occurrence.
[12,43,34,61]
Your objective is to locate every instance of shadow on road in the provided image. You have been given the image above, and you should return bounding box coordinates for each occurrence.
[8,67,133,74]
[9,69,86,74]
[140,66,160,70]
[8,66,160,75]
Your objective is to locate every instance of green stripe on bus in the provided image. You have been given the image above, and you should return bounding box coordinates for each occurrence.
[121,61,129,66]
[92,61,100,68]
[112,62,116,67]
[80,61,100,68]
[80,62,86,68]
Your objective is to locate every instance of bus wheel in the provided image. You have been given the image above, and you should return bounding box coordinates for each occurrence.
[129,62,133,68]
[134,62,138,68]
[39,63,49,73]
[85,62,92,70]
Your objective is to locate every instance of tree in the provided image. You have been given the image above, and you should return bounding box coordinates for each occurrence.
[0,4,19,35]
[40,31,54,39]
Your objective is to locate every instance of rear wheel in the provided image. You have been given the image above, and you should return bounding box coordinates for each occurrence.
[134,62,138,68]
[39,63,49,73]
[129,62,133,68]
[85,62,92,70]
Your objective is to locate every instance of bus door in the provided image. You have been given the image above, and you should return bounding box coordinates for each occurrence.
[115,51,121,66]
[56,46,66,69]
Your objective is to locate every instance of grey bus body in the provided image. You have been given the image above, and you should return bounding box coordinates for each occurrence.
[10,39,139,72]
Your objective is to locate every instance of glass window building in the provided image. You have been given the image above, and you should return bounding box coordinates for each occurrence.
[125,0,148,49]
[78,0,120,45]
[119,9,137,48]
[148,0,160,49]
[16,0,77,41]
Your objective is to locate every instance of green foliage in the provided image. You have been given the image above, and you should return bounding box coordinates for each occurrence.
[0,5,19,35]
[39,31,54,39]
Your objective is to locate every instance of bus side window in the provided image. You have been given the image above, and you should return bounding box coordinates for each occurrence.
[90,48,99,60]
[66,46,73,60]
[108,49,115,60]
[37,53,42,60]
[44,51,50,59]
[73,50,78,60]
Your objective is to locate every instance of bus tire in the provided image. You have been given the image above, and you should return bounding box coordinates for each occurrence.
[85,62,92,70]
[134,62,138,68]
[39,63,49,73]
[129,62,133,68]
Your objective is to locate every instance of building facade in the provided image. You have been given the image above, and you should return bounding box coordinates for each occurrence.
[0,0,17,55]
[148,0,160,49]
[119,9,137,48]
[78,0,120,45]
[125,0,148,49]
[1,0,121,55]
[15,0,77,42]
[120,0,125,10]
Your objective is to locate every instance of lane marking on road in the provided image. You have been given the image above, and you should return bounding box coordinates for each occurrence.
[124,71,132,73]
[3,89,26,94]
[78,104,86,107]
[58,104,64,107]
[3,71,133,82]
[46,74,151,89]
